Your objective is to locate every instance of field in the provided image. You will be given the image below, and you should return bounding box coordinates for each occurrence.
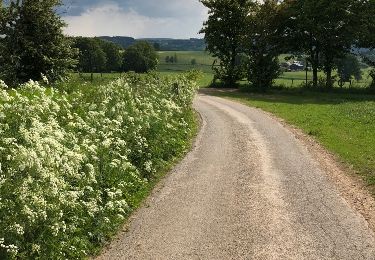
[156,51,373,88]
[64,52,373,89]
[211,90,375,190]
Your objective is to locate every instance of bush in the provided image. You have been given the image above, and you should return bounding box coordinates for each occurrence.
[0,73,197,259]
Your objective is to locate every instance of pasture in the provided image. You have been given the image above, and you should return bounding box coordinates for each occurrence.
[156,51,373,88]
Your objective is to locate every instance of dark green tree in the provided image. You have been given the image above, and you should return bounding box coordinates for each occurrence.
[122,41,158,73]
[72,37,107,80]
[200,0,253,86]
[335,54,362,87]
[0,0,77,86]
[98,39,122,72]
[244,0,283,89]
[285,0,363,88]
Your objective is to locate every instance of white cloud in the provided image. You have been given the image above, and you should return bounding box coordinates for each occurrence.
[63,1,208,38]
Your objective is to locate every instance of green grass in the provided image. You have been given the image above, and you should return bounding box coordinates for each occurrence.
[157,51,215,87]
[63,70,214,90]
[156,51,373,88]
[211,90,375,190]
[63,52,372,89]
[276,69,372,88]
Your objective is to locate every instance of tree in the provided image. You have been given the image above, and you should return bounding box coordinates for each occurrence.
[191,59,197,65]
[174,53,178,63]
[0,0,76,86]
[73,37,107,79]
[122,41,158,73]
[284,0,362,88]
[200,0,253,86]
[355,0,375,50]
[244,0,283,89]
[335,54,362,87]
[165,56,170,63]
[98,39,122,72]
[362,55,375,88]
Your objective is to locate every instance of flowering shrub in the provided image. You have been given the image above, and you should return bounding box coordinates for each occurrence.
[0,72,198,259]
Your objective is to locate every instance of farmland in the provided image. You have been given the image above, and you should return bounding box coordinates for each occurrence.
[156,51,373,88]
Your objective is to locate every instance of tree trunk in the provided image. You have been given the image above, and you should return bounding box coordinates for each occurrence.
[91,72,93,82]
[312,66,318,87]
[326,68,333,88]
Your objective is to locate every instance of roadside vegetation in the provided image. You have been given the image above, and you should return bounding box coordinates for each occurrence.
[0,72,198,259]
[0,1,198,259]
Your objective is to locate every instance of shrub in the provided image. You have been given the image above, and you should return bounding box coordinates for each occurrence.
[0,73,197,259]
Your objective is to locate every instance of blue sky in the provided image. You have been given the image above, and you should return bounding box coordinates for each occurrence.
[60,0,208,38]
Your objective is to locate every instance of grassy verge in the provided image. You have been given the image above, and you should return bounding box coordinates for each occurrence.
[211,89,375,190]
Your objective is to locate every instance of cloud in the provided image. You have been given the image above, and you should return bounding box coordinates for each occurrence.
[62,1,208,38]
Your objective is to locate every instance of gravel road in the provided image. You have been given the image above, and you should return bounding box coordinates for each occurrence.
[98,94,375,260]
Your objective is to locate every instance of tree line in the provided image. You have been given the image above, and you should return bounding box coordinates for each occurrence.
[72,37,158,76]
[200,0,375,89]
[0,0,158,87]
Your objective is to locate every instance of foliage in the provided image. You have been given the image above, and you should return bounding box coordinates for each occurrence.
[0,0,76,86]
[98,40,123,72]
[283,0,367,88]
[122,41,158,73]
[335,54,362,86]
[362,55,375,88]
[244,0,282,89]
[200,0,252,86]
[0,73,198,259]
[73,37,107,74]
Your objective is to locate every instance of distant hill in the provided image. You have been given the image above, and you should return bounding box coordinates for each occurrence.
[99,36,136,48]
[98,36,206,51]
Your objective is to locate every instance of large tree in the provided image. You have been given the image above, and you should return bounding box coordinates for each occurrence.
[122,41,158,73]
[98,39,122,72]
[244,0,284,89]
[0,0,76,86]
[200,0,253,86]
[73,37,107,79]
[285,0,362,88]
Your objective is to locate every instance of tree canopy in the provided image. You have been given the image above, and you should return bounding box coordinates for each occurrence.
[200,0,253,86]
[0,0,76,86]
[122,41,158,73]
[201,0,375,89]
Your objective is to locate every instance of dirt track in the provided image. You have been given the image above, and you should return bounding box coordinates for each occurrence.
[98,94,375,260]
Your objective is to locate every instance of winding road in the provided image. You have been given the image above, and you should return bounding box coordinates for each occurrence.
[98,94,375,260]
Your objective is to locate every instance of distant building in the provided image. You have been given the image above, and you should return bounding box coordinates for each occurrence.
[289,61,304,71]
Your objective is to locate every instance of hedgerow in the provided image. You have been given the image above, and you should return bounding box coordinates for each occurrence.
[0,72,198,259]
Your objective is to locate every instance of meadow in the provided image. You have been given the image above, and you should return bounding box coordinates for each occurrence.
[157,51,373,88]
[0,73,198,259]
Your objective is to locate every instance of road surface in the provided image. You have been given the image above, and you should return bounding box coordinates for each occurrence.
[98,94,375,260]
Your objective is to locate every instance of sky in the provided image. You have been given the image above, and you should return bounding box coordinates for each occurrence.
[60,0,208,39]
